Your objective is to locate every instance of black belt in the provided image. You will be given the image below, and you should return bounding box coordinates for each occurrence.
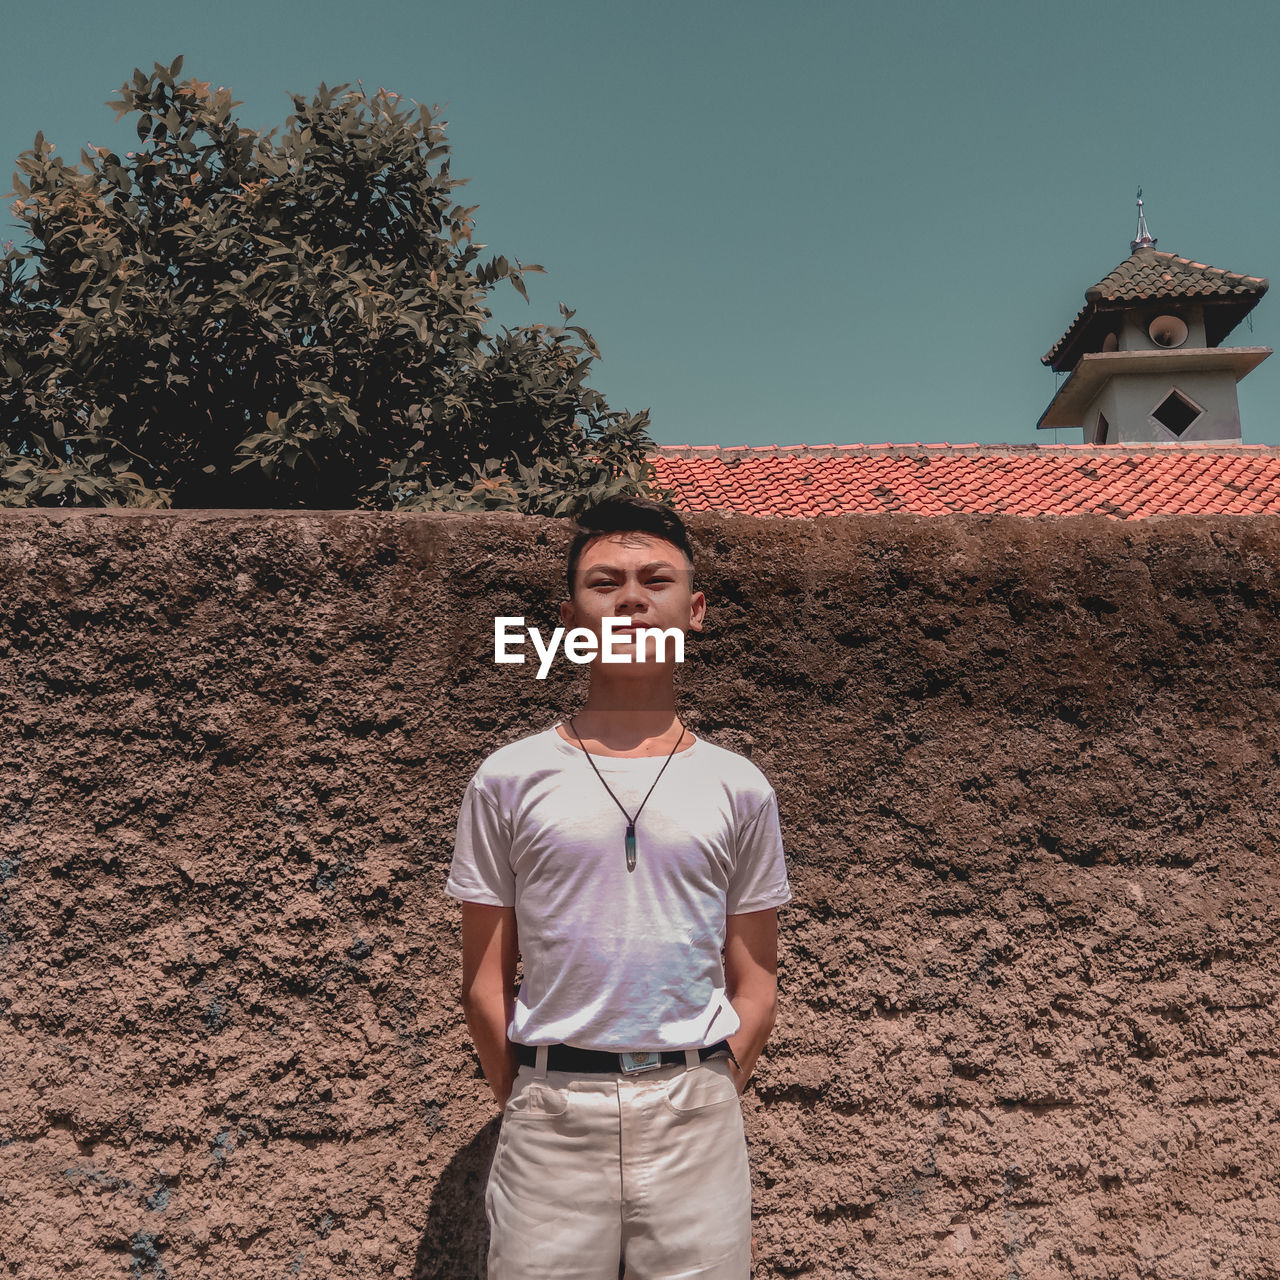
[514,1038,734,1073]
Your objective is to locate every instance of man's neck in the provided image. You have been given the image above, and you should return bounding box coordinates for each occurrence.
[558,672,690,756]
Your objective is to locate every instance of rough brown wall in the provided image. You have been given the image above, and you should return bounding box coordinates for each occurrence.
[1,509,1278,1280]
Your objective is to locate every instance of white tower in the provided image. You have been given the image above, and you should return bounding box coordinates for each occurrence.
[1039,195,1270,443]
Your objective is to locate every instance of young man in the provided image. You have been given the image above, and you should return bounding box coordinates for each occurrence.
[446,497,791,1279]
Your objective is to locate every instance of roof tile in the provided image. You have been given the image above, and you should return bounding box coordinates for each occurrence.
[1044,247,1269,369]
[651,442,1280,519]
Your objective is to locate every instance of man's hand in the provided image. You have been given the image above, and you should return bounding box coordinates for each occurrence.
[724,907,779,1094]
[460,902,519,1108]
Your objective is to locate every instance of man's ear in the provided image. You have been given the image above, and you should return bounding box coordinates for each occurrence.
[560,598,576,627]
[688,589,706,632]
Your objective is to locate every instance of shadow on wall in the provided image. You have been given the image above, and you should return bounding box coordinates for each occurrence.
[415,1118,499,1278]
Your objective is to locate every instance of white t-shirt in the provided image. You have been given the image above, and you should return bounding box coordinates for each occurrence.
[445,725,791,1052]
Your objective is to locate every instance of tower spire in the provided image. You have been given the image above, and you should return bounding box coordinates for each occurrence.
[1131,188,1157,253]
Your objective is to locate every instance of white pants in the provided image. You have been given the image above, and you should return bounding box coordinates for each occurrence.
[485,1047,752,1279]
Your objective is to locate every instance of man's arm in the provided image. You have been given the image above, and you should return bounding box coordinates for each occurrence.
[460,901,519,1109]
[723,906,779,1095]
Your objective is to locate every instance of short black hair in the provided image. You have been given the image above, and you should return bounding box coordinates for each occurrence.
[565,497,695,594]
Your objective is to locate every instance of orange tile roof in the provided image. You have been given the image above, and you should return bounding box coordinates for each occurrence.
[651,442,1280,519]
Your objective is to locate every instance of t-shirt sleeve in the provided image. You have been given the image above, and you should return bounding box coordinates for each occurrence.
[445,775,516,907]
[727,789,792,915]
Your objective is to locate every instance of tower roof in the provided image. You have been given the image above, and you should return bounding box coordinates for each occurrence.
[1042,247,1268,372]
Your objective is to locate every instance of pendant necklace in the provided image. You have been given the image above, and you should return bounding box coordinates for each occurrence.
[566,716,687,873]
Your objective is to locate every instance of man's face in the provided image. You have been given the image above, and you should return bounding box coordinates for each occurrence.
[561,532,705,669]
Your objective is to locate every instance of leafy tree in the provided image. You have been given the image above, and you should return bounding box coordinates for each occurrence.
[0,56,668,513]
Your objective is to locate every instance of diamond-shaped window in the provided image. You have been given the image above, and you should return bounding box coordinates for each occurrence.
[1151,389,1202,436]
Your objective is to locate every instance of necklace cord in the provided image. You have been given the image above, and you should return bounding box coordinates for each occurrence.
[566,715,686,831]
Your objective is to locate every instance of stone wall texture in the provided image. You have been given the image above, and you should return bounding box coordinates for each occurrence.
[1,508,1278,1280]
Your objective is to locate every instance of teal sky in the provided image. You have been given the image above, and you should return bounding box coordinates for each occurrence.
[4,0,1279,447]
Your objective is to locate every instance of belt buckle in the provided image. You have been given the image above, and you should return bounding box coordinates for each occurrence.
[619,1051,663,1074]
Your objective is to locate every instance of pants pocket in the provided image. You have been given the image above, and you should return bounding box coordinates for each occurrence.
[661,1058,741,1117]
[503,1075,571,1122]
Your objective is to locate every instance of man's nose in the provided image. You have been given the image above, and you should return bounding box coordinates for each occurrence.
[615,577,648,613]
